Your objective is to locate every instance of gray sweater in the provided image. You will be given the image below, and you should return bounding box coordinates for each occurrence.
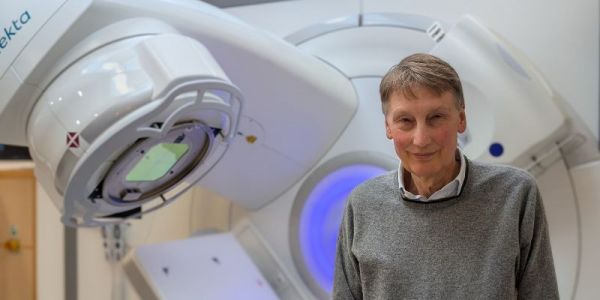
[333,159,559,299]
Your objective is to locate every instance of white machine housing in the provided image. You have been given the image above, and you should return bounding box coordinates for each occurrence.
[124,233,279,300]
[0,0,357,226]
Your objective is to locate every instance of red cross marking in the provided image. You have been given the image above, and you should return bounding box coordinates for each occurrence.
[67,132,80,148]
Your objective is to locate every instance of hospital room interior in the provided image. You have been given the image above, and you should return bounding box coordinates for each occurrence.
[0,0,598,299]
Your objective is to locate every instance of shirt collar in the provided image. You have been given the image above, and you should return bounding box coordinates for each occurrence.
[398,148,466,202]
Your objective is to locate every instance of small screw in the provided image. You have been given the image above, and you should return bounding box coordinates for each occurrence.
[245,135,257,144]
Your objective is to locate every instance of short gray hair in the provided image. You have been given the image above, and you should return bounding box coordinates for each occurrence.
[379,53,464,114]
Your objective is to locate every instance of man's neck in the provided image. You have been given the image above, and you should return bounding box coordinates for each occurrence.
[404,159,460,198]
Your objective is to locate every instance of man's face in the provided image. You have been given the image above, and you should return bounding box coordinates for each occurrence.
[385,87,466,179]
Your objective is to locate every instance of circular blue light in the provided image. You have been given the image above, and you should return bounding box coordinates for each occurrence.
[489,142,504,157]
[299,164,387,293]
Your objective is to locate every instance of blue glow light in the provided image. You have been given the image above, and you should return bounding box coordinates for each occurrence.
[299,164,387,293]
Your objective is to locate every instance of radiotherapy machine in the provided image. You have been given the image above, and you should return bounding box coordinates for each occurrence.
[0,0,357,226]
[1,0,599,299]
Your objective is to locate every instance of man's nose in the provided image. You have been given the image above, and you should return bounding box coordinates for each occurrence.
[413,124,431,147]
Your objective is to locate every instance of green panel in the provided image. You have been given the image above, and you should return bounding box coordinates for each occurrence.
[126,143,189,182]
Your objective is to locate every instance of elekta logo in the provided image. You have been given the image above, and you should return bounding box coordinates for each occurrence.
[0,11,32,55]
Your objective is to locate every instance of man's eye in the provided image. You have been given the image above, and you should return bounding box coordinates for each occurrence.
[429,114,444,121]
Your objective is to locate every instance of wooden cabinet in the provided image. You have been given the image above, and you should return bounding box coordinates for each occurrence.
[0,168,36,300]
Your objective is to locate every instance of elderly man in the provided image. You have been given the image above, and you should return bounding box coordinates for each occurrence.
[333,53,558,299]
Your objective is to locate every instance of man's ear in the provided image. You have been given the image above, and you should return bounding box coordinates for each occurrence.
[458,109,467,133]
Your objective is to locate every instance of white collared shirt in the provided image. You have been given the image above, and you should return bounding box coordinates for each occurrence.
[398,148,466,202]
